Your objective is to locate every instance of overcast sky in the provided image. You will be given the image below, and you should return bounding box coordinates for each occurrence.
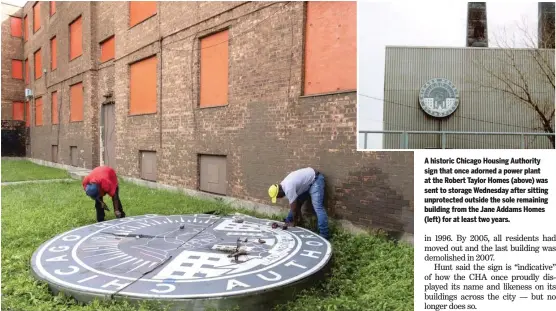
[357,1,540,149]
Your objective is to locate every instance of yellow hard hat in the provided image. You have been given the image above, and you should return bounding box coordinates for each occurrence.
[268,184,279,204]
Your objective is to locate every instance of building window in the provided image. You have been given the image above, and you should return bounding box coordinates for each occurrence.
[10,17,22,37]
[34,49,42,80]
[12,102,25,121]
[50,2,56,16]
[51,37,57,70]
[140,150,157,181]
[25,58,29,84]
[199,154,228,195]
[11,60,23,79]
[25,102,30,127]
[51,91,58,124]
[35,97,43,126]
[100,36,115,62]
[129,56,157,115]
[129,1,157,27]
[303,1,356,95]
[69,16,83,60]
[199,30,229,108]
[70,82,83,122]
[33,2,40,33]
[24,15,28,42]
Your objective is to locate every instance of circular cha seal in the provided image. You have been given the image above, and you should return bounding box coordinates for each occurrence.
[418,78,460,118]
[30,214,332,303]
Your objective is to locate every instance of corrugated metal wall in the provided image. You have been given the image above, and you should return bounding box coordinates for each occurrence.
[383,47,555,149]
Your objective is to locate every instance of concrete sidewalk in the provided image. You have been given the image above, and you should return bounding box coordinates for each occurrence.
[2,178,75,186]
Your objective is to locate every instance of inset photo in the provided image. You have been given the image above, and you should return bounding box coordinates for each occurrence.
[357,2,555,150]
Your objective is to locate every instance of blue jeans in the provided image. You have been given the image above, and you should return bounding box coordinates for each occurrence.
[285,173,329,239]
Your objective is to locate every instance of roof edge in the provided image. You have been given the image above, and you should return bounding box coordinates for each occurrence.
[385,45,555,51]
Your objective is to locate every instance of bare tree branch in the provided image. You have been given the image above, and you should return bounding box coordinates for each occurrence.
[472,19,555,148]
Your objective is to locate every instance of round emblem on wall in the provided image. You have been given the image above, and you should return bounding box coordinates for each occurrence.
[418,78,460,118]
[30,214,332,307]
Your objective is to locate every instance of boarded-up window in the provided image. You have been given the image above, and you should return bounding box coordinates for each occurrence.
[200,30,229,107]
[69,16,83,60]
[50,2,56,16]
[34,49,42,80]
[70,82,83,122]
[25,58,29,84]
[100,36,115,62]
[51,37,57,70]
[35,97,43,126]
[304,2,356,95]
[52,145,58,162]
[129,56,157,115]
[33,2,40,32]
[129,2,157,27]
[12,102,24,121]
[140,151,157,181]
[24,15,28,41]
[199,155,227,195]
[11,60,23,79]
[10,17,22,37]
[25,102,30,127]
[51,91,58,124]
[70,146,78,166]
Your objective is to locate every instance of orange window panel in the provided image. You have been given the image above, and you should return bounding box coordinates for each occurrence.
[35,97,43,126]
[200,30,229,107]
[51,91,58,124]
[33,2,40,32]
[129,56,157,115]
[25,59,29,84]
[25,102,31,127]
[10,17,22,37]
[70,16,83,60]
[70,82,83,122]
[129,1,157,27]
[11,60,23,79]
[12,102,25,121]
[50,1,56,16]
[304,1,357,95]
[51,37,57,70]
[24,15,28,41]
[100,36,115,62]
[34,49,42,79]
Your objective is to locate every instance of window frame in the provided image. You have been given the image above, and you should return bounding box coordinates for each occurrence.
[128,1,157,29]
[11,59,24,80]
[35,97,43,126]
[32,2,41,33]
[128,55,158,116]
[99,35,115,63]
[10,16,23,38]
[50,36,57,71]
[69,15,83,61]
[34,48,42,80]
[69,82,84,123]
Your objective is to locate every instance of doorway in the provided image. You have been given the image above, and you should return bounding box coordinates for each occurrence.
[102,103,116,168]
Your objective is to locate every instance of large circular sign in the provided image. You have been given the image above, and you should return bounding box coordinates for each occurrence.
[31,214,332,308]
[418,78,460,118]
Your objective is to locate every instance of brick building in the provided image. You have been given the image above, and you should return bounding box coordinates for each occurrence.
[2,1,414,235]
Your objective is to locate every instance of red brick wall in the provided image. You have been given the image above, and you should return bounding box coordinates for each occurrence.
[18,1,98,168]
[1,3,25,120]
[6,1,414,234]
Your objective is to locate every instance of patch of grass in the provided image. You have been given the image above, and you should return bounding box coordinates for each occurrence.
[2,180,413,311]
[1,159,70,182]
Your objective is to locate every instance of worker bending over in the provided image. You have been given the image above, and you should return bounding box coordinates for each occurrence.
[268,167,330,239]
[82,166,126,222]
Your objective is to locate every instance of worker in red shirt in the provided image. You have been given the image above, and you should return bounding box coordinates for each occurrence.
[82,166,126,222]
